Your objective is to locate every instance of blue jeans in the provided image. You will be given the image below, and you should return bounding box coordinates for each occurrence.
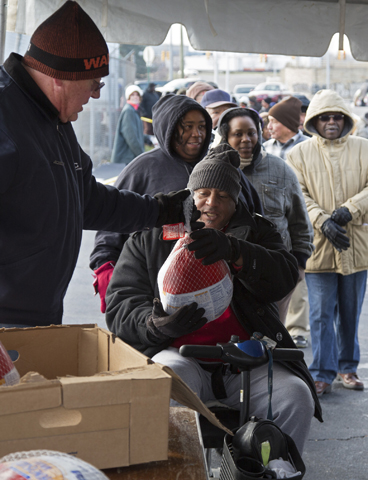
[306,271,367,384]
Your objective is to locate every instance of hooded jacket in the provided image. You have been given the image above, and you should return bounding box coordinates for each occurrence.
[90,94,212,269]
[287,89,368,275]
[218,107,314,268]
[105,202,322,422]
[90,95,263,269]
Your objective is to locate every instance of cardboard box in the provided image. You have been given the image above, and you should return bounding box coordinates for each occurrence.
[0,325,229,469]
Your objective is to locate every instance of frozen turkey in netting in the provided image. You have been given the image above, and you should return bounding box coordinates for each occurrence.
[158,234,233,322]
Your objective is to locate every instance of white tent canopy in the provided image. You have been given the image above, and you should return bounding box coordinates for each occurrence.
[5,0,368,60]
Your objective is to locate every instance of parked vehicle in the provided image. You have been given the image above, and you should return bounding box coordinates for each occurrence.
[353,81,368,106]
[232,84,257,103]
[134,80,168,91]
[156,77,218,95]
[250,82,290,103]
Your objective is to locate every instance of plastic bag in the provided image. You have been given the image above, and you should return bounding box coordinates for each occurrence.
[0,340,20,387]
[0,450,109,480]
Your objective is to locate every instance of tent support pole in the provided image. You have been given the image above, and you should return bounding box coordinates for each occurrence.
[0,0,8,64]
[339,0,346,51]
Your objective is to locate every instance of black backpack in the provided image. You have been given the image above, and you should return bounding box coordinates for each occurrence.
[232,416,289,464]
[220,416,306,480]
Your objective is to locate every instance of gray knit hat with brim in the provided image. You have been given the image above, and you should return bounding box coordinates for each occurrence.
[188,144,241,204]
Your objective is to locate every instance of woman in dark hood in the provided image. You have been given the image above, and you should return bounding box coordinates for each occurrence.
[218,107,263,171]
[217,107,314,325]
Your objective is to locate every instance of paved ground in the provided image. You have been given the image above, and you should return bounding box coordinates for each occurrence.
[64,225,368,479]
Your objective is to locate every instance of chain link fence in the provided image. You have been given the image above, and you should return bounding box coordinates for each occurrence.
[73,44,136,168]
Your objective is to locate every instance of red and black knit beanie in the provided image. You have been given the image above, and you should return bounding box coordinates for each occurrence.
[23,0,109,80]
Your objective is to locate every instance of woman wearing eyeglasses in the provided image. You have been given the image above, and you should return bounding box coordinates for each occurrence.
[287,89,368,397]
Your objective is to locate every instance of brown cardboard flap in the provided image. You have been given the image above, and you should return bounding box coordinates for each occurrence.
[108,333,150,371]
[60,375,132,408]
[60,365,171,408]
[97,328,110,373]
[0,380,62,415]
[78,328,100,376]
[129,373,171,465]
[160,364,233,436]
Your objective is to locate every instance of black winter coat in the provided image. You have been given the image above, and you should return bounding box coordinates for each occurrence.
[140,89,160,118]
[105,203,322,422]
[0,54,158,326]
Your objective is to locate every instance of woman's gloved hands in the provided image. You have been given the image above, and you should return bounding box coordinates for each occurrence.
[187,229,241,265]
[146,298,207,340]
[321,218,350,252]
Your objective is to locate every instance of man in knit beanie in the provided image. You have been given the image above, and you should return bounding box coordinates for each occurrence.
[188,143,241,206]
[263,96,310,349]
[0,1,190,328]
[264,96,309,161]
[106,142,320,454]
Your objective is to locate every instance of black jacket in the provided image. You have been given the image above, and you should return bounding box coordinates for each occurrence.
[90,94,264,270]
[140,89,160,118]
[0,54,158,326]
[105,202,322,421]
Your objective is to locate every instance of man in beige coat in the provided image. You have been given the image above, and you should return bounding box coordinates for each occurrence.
[287,90,368,396]
[287,89,368,397]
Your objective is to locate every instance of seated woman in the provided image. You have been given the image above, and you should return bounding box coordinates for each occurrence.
[217,107,314,324]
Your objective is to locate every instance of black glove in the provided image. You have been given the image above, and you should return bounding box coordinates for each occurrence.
[187,229,241,266]
[331,206,352,226]
[146,298,207,339]
[190,203,205,231]
[154,190,190,227]
[321,218,350,252]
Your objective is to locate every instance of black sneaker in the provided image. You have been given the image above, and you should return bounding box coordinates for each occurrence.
[292,335,308,348]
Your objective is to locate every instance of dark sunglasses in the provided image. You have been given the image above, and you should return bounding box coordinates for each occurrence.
[318,114,344,122]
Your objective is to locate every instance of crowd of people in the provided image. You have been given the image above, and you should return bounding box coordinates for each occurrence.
[105,76,368,395]
[1,0,367,464]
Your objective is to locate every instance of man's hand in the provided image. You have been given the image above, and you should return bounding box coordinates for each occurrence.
[187,229,241,265]
[331,206,353,226]
[154,190,190,227]
[146,299,207,339]
[92,261,116,313]
[321,218,350,252]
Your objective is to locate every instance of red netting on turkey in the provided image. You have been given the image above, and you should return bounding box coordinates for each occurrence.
[158,235,233,322]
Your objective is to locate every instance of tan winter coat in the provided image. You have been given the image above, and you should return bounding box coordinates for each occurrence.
[286,89,368,275]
